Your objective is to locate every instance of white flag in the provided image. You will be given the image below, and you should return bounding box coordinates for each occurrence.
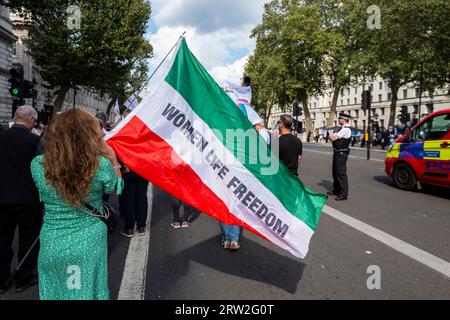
[113,99,120,115]
[124,94,139,111]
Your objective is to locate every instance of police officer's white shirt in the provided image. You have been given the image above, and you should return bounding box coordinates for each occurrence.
[336,124,352,140]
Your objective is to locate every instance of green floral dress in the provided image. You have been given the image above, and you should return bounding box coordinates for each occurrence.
[31,156,123,300]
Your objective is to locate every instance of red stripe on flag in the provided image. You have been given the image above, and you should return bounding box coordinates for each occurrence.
[107,116,267,240]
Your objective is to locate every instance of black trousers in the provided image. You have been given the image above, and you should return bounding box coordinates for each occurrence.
[171,196,194,223]
[332,152,349,198]
[119,172,149,230]
[0,202,42,287]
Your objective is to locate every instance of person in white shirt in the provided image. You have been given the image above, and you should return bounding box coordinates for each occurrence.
[329,113,352,201]
[221,76,271,145]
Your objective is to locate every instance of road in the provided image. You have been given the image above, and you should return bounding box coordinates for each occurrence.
[3,143,450,300]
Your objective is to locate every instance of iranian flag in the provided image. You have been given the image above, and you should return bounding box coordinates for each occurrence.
[106,38,327,258]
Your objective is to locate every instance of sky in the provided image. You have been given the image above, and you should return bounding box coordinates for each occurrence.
[144,0,268,88]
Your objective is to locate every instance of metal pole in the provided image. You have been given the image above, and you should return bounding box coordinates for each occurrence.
[417,61,424,122]
[367,103,371,161]
[73,88,76,109]
[124,31,186,114]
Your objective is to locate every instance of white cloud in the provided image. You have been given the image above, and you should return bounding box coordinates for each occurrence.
[144,1,267,88]
[155,0,267,34]
[210,55,249,84]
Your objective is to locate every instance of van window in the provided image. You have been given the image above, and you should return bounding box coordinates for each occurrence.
[413,113,450,141]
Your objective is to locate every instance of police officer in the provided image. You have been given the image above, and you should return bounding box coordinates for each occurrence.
[328,113,352,201]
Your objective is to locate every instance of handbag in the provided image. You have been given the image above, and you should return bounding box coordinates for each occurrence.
[82,201,119,235]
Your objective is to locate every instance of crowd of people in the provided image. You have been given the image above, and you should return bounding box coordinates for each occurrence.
[0,75,310,300]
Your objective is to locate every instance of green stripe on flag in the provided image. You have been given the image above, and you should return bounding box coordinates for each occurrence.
[165,39,326,230]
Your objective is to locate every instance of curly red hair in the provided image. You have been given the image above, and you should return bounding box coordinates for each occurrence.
[43,109,105,206]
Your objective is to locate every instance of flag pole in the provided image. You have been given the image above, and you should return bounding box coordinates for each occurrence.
[120,31,186,117]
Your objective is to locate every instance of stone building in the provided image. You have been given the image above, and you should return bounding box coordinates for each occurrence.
[0,6,17,126]
[4,12,110,125]
[268,76,450,131]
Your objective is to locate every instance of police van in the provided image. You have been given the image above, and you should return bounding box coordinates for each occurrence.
[385,108,450,190]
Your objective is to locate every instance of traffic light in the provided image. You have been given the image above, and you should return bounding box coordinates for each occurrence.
[23,80,35,99]
[8,67,24,98]
[398,106,409,124]
[293,100,303,117]
[361,90,371,110]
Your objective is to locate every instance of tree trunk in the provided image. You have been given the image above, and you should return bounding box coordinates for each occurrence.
[53,85,70,114]
[106,97,117,119]
[299,92,313,133]
[327,85,341,128]
[388,84,399,127]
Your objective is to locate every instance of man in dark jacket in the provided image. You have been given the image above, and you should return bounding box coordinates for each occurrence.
[0,105,42,294]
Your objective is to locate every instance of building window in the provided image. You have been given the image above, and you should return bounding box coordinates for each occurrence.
[12,41,17,56]
[381,108,385,116]
[388,92,392,101]
[341,99,343,106]
[354,97,357,105]
[347,99,350,105]
[369,84,373,92]
[429,91,434,98]
[379,82,383,90]
[415,88,420,98]
[314,102,316,108]
[362,120,366,130]
[355,87,358,94]
[426,104,434,114]
[347,88,351,95]
[380,119,384,130]
[379,94,382,102]
[355,110,359,118]
[403,89,408,99]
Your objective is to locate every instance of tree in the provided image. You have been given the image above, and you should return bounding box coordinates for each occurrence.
[345,0,450,127]
[2,0,152,113]
[245,51,289,126]
[251,0,329,132]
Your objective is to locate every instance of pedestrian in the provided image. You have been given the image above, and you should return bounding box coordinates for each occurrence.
[221,76,271,144]
[307,130,312,143]
[119,167,149,237]
[30,108,124,300]
[274,115,303,176]
[328,112,352,201]
[0,106,42,294]
[170,196,194,229]
[218,75,272,250]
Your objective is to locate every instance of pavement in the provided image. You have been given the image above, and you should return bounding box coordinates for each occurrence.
[2,143,449,300]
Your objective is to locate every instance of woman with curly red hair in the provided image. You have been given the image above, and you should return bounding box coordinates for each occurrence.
[31,108,123,300]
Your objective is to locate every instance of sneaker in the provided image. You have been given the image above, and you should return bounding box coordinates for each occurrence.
[228,241,240,251]
[222,240,231,249]
[121,229,135,238]
[170,221,181,229]
[137,227,146,235]
[181,221,189,228]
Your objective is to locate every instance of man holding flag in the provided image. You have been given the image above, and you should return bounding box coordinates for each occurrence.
[106,37,326,259]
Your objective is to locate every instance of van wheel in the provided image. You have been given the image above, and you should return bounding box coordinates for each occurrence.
[393,163,416,191]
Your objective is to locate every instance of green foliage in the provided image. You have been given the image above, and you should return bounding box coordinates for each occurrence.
[247,0,449,128]
[1,0,153,112]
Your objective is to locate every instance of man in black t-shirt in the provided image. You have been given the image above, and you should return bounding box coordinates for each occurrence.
[274,115,303,176]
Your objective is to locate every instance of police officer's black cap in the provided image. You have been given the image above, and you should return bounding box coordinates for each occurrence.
[338,112,351,120]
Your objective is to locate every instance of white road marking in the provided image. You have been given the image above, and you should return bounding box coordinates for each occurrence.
[323,205,450,279]
[305,148,385,162]
[118,184,154,300]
